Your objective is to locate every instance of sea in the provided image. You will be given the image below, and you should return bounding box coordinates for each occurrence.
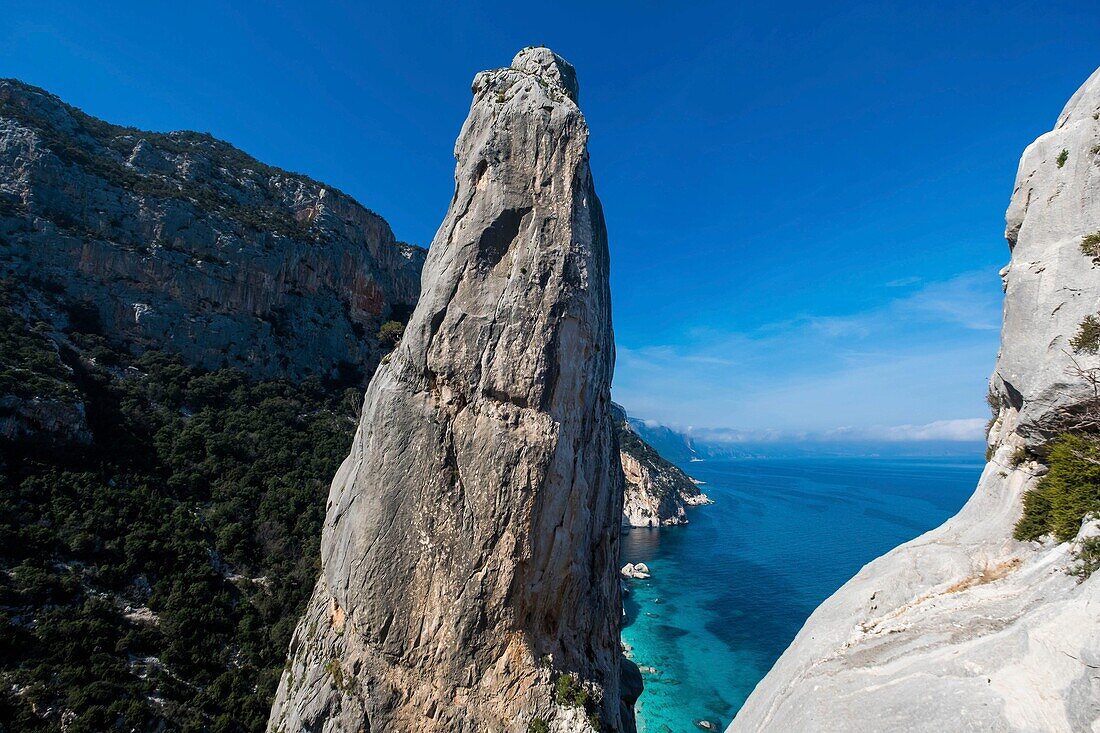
[620,454,986,732]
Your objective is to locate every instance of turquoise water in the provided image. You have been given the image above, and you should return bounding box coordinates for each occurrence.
[620,456,985,732]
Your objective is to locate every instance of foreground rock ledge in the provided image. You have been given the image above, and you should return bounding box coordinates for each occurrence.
[268,47,638,733]
[728,66,1100,733]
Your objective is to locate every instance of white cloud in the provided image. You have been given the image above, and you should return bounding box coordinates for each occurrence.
[824,418,988,442]
[886,275,922,287]
[632,418,987,445]
[612,271,1002,434]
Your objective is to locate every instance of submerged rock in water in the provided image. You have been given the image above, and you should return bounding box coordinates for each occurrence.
[267,47,636,733]
[621,562,651,579]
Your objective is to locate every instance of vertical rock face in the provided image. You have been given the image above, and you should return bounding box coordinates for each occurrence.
[729,67,1100,733]
[269,48,635,733]
[999,67,1100,443]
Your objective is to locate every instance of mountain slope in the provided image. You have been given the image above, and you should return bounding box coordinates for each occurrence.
[0,78,424,394]
[0,80,424,732]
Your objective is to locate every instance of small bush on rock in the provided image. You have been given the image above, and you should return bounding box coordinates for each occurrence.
[1081,232,1100,264]
[1057,148,1069,167]
[1070,536,1100,580]
[1070,314,1100,354]
[555,673,589,708]
[553,673,601,730]
[378,320,405,348]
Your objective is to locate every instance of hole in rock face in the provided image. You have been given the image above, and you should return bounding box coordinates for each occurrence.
[1002,379,1024,411]
[476,207,532,271]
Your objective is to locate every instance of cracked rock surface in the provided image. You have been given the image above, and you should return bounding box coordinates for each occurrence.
[268,48,637,733]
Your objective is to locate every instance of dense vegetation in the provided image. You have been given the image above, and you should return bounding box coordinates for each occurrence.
[0,294,78,403]
[0,299,360,731]
[1015,434,1100,543]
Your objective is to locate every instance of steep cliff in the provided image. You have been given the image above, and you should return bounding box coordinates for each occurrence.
[0,78,424,395]
[611,404,710,527]
[269,48,637,733]
[729,68,1100,732]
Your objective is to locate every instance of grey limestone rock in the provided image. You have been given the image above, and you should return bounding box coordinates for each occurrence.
[267,48,636,733]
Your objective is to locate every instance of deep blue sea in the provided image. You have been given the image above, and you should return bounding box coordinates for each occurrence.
[620,455,985,732]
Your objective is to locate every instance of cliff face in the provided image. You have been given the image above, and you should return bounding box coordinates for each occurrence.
[0,79,424,393]
[729,68,1100,733]
[268,48,637,733]
[611,404,709,527]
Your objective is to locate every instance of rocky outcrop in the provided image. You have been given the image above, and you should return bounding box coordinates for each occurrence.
[612,404,710,527]
[729,68,1100,733]
[268,48,637,733]
[0,78,424,388]
[620,563,651,580]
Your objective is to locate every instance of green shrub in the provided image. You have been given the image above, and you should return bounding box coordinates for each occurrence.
[1070,314,1100,354]
[377,320,405,347]
[1057,149,1069,168]
[1081,232,1100,263]
[1015,434,1100,542]
[528,719,550,733]
[323,658,356,692]
[555,673,588,708]
[1070,536,1100,580]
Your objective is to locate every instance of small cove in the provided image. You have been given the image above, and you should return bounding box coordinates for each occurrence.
[620,455,985,732]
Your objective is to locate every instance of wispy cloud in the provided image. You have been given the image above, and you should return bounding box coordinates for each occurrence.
[824,418,988,442]
[613,272,1001,436]
[885,275,922,288]
[902,273,1001,331]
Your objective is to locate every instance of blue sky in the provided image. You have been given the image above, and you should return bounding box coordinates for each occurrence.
[4,1,1099,439]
